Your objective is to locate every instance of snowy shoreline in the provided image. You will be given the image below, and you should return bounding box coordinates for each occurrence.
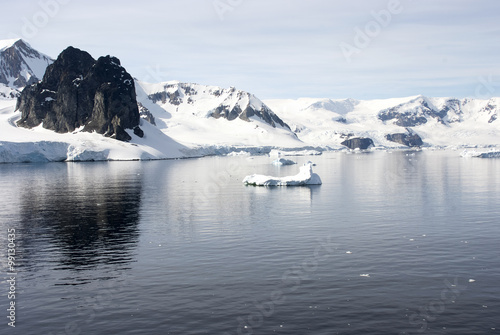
[1,141,498,164]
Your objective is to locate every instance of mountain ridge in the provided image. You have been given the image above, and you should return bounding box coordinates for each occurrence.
[0,39,499,162]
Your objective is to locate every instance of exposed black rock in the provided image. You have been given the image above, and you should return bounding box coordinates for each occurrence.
[133,126,144,137]
[378,110,428,127]
[239,104,288,129]
[16,46,142,141]
[378,96,452,127]
[211,100,289,129]
[211,104,242,121]
[480,101,498,124]
[341,137,374,150]
[439,99,462,123]
[149,90,182,105]
[137,102,156,126]
[210,102,288,129]
[385,132,423,147]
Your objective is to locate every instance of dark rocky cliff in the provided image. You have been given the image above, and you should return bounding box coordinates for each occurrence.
[341,137,374,150]
[16,46,142,141]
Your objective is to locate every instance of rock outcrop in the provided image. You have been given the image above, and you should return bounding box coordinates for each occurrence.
[211,101,288,129]
[137,102,156,126]
[341,137,374,150]
[385,131,423,147]
[16,46,142,141]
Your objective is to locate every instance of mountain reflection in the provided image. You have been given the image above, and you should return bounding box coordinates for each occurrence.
[18,162,142,274]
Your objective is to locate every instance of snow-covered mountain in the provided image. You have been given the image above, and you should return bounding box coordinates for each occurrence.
[135,80,302,148]
[378,95,498,126]
[265,95,500,148]
[0,40,304,162]
[0,39,53,98]
[0,39,499,163]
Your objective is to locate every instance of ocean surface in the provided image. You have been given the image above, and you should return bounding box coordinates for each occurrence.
[1,150,499,334]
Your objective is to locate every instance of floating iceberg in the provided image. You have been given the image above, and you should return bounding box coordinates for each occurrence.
[271,158,296,166]
[243,161,322,186]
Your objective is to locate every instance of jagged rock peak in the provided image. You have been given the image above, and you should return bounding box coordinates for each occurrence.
[0,38,53,91]
[41,46,95,90]
[16,46,142,141]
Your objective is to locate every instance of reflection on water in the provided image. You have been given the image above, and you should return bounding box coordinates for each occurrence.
[11,162,143,279]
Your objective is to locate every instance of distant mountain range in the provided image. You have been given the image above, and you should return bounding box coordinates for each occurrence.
[0,38,499,162]
[265,95,500,148]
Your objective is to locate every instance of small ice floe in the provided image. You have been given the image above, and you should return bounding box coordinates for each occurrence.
[346,251,352,254]
[272,158,296,166]
[243,161,322,186]
[469,279,476,283]
[360,274,370,277]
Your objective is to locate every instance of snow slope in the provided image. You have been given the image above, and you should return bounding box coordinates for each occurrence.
[136,80,304,149]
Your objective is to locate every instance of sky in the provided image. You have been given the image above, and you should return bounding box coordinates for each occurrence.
[1,0,500,100]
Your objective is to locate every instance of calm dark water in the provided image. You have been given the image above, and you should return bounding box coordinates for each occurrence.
[1,151,499,334]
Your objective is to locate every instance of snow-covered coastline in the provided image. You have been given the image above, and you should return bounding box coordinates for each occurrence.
[2,94,499,164]
[1,39,500,164]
